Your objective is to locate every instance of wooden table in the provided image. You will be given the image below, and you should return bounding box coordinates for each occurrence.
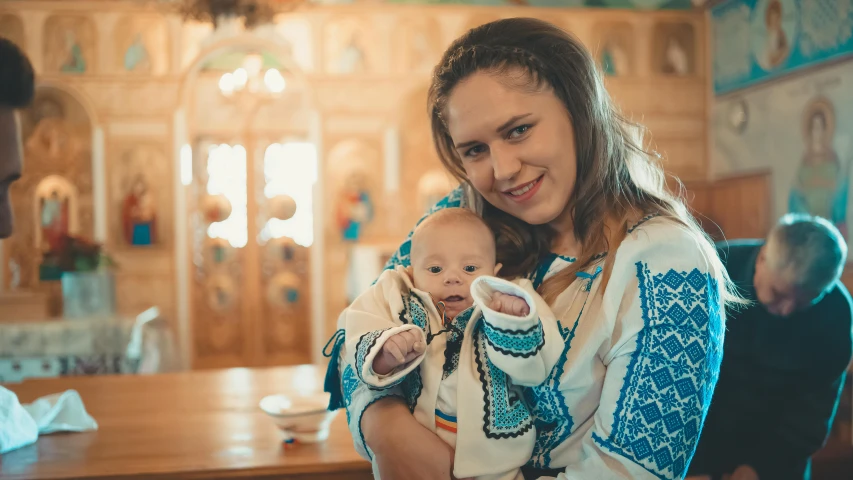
[1,366,372,479]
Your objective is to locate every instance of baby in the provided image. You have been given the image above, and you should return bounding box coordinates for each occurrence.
[344,208,562,480]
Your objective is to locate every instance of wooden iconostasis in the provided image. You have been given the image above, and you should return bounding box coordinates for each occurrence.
[0,1,711,368]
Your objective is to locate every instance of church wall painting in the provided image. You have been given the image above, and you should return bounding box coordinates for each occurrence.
[712,60,853,245]
[43,15,96,74]
[114,16,171,75]
[712,0,853,94]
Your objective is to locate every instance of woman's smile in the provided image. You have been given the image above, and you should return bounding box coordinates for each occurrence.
[501,175,544,203]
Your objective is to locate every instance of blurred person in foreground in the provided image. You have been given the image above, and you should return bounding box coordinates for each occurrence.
[0,36,35,239]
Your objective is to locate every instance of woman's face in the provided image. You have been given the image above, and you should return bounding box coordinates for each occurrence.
[444,71,577,228]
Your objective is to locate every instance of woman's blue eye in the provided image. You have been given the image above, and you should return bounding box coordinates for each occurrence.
[464,265,477,273]
[509,125,530,138]
[429,266,442,274]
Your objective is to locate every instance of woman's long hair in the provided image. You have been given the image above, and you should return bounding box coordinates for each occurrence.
[427,17,742,306]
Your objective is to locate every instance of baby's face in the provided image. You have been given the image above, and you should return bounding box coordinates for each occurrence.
[411,221,497,319]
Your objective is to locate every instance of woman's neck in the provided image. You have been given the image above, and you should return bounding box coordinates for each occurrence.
[550,211,634,258]
[549,208,581,257]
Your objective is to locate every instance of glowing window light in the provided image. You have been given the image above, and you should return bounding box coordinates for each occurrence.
[259,142,317,247]
[206,144,248,248]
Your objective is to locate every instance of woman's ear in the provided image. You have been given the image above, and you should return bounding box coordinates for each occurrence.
[494,263,503,276]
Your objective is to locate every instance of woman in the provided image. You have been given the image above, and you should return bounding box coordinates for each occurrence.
[327,18,739,480]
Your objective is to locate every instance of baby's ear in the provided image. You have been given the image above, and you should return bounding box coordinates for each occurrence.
[493,263,503,276]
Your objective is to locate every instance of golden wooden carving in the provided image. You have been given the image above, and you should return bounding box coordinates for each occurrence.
[3,88,94,293]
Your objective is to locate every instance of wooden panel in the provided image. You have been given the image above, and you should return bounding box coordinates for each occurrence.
[682,170,773,242]
[0,292,49,322]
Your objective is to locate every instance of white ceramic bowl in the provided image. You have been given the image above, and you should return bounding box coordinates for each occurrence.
[259,392,339,443]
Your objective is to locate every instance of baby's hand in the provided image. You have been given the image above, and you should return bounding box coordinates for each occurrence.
[372,329,426,375]
[489,292,530,317]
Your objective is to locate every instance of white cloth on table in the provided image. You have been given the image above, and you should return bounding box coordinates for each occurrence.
[0,386,98,454]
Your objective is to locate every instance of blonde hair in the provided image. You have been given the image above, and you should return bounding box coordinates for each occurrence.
[411,207,496,261]
[428,18,743,307]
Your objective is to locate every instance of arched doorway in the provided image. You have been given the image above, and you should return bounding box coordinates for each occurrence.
[179,37,319,368]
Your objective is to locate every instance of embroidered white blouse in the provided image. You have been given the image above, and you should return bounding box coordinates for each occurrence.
[329,187,726,480]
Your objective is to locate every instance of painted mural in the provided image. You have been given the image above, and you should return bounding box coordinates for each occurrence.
[316,0,694,8]
[712,60,853,243]
[713,0,853,94]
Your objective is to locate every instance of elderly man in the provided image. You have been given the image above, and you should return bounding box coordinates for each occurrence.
[688,214,853,480]
[0,37,35,239]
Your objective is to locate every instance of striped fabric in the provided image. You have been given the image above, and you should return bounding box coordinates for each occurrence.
[435,409,458,434]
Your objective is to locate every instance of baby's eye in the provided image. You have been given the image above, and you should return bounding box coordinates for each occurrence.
[429,266,442,274]
[463,265,477,273]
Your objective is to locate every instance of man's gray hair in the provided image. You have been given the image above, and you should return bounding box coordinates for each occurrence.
[767,213,847,293]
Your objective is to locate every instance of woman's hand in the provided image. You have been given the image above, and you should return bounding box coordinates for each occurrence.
[362,397,466,480]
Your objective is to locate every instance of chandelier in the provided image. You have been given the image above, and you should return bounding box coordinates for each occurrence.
[218,52,286,97]
[175,0,305,28]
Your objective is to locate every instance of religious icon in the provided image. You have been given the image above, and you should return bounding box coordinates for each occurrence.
[763,0,789,69]
[326,18,370,74]
[61,29,86,73]
[655,23,694,77]
[40,189,69,253]
[788,98,848,238]
[122,174,157,246]
[337,40,365,74]
[336,171,373,242]
[601,39,629,77]
[662,37,689,76]
[124,33,151,73]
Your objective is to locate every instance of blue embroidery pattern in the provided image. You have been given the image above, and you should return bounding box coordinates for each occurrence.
[525,313,581,468]
[593,262,723,480]
[482,322,544,358]
[354,328,389,385]
[474,327,534,439]
[401,367,423,413]
[442,307,476,379]
[382,187,467,271]
[342,364,359,425]
[407,295,430,329]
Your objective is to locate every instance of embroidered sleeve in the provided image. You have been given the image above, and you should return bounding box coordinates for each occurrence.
[557,227,726,480]
[352,325,427,388]
[345,271,427,390]
[470,276,564,387]
[381,187,469,271]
